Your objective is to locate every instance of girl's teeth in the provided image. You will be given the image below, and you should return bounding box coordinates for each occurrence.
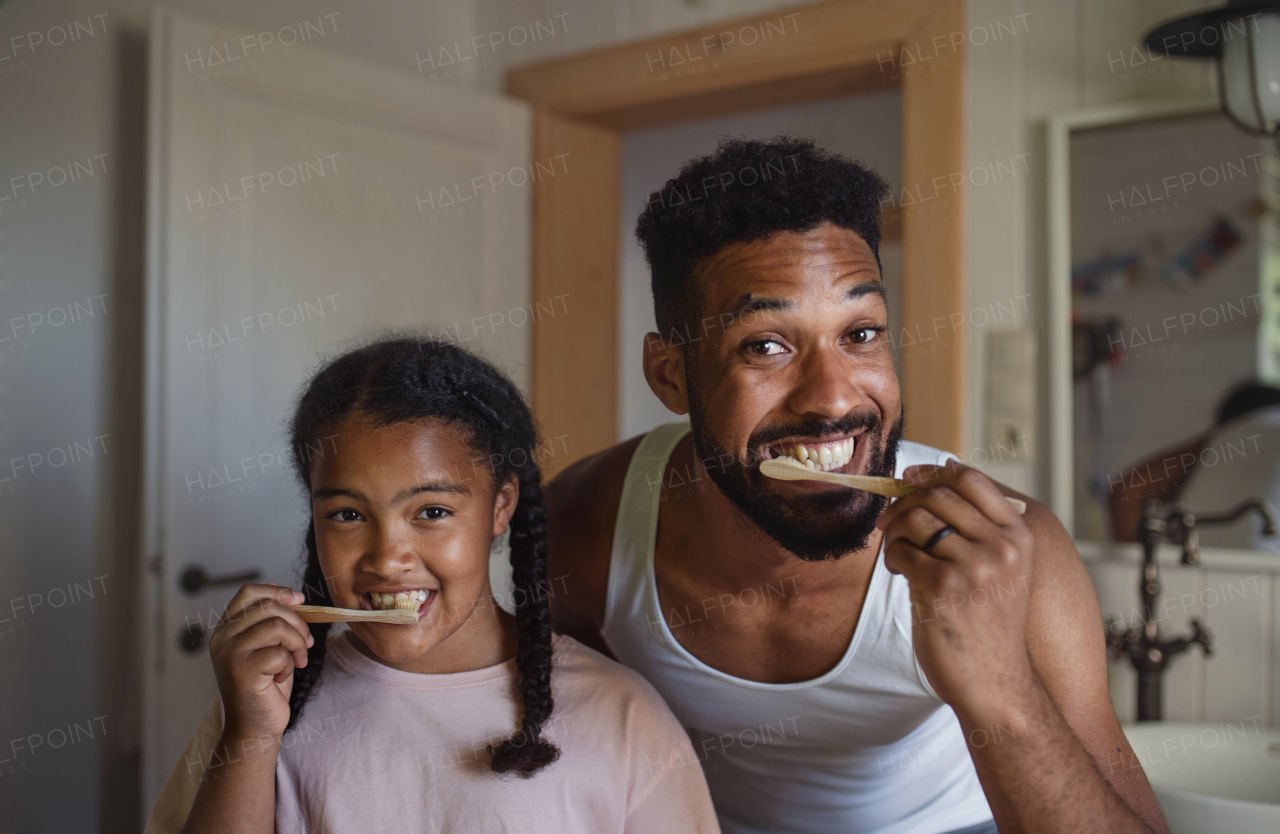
[370,590,429,610]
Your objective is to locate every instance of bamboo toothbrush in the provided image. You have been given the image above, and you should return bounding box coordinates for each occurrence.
[291,604,419,625]
[759,457,1027,515]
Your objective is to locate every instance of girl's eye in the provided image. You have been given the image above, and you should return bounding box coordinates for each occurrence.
[329,509,363,522]
[417,506,450,520]
[746,338,786,356]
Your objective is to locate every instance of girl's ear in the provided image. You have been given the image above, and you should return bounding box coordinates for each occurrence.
[491,473,520,537]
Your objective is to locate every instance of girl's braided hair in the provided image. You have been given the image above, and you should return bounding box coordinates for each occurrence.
[285,336,559,777]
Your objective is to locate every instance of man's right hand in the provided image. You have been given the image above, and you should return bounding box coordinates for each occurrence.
[206,583,313,741]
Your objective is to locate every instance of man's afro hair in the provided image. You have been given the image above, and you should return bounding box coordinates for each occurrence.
[635,136,889,336]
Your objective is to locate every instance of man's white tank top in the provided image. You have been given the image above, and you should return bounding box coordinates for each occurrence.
[600,423,994,834]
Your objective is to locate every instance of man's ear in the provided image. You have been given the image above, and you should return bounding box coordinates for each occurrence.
[491,474,519,537]
[642,332,690,415]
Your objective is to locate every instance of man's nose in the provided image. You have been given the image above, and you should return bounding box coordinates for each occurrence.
[786,346,867,420]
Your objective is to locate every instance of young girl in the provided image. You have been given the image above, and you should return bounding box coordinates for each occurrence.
[145,337,718,833]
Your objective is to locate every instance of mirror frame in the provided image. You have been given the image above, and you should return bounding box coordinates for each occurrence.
[1045,94,1220,534]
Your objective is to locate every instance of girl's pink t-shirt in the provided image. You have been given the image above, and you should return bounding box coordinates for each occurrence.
[146,632,720,833]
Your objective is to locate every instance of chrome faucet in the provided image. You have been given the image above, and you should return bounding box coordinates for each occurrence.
[1106,498,1277,721]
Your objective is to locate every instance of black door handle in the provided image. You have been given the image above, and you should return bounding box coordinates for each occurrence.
[179,622,206,654]
[179,565,262,595]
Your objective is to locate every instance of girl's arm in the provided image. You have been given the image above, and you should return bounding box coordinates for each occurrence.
[181,728,281,834]
[181,584,313,834]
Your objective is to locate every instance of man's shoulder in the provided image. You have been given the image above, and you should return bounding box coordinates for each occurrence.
[547,434,645,519]
[544,434,648,638]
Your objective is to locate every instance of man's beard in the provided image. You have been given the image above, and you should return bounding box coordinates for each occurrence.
[687,386,906,562]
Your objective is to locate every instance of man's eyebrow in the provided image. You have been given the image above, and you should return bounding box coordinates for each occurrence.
[845,281,887,303]
[312,482,470,502]
[726,294,792,321]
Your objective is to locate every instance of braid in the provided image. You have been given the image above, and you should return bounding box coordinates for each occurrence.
[488,476,560,776]
[286,521,333,731]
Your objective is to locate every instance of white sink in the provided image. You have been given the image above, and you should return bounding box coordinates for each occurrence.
[1122,721,1280,834]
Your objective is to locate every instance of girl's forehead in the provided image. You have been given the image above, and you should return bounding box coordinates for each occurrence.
[309,415,488,489]
[334,413,470,449]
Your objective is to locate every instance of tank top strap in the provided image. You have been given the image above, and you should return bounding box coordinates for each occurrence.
[603,423,690,634]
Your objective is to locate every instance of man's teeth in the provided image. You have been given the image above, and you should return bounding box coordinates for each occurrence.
[370,590,430,611]
[775,438,856,471]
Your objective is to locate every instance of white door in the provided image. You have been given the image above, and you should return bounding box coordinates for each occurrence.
[140,8,531,808]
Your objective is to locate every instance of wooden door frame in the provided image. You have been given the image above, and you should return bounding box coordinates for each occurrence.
[507,0,966,473]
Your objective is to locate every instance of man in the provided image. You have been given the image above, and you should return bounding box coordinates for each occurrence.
[545,138,1167,834]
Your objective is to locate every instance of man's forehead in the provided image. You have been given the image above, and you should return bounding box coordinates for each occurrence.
[695,225,881,301]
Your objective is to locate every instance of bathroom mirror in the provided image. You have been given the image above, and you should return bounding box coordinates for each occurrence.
[1047,96,1277,545]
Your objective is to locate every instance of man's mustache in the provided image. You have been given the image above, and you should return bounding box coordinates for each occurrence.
[744,411,884,463]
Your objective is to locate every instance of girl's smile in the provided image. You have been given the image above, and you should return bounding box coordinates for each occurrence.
[361,588,434,615]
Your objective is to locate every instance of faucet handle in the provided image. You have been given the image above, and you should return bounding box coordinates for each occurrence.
[1189,618,1213,657]
[1182,527,1200,566]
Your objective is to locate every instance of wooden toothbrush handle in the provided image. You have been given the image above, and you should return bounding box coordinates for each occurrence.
[291,604,416,624]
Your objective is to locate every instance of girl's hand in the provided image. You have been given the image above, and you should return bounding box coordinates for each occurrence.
[207,583,314,741]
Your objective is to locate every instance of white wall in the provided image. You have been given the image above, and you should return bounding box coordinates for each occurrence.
[475,0,812,95]
[0,1,478,830]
